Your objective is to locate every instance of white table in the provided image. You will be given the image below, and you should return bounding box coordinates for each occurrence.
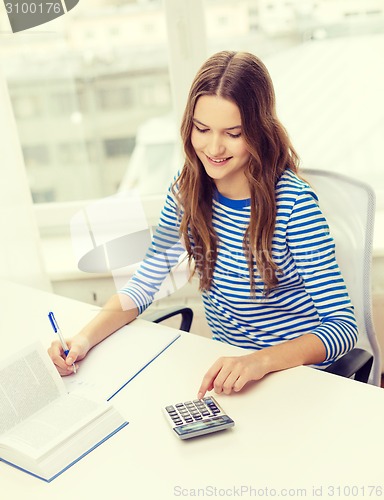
[1,280,384,500]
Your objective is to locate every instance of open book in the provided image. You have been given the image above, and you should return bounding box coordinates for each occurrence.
[0,343,128,482]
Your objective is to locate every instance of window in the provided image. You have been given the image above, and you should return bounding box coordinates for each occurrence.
[2,0,384,208]
[50,92,79,116]
[23,144,50,167]
[140,80,170,108]
[0,0,171,203]
[104,137,135,158]
[57,142,87,164]
[11,94,44,119]
[97,87,133,111]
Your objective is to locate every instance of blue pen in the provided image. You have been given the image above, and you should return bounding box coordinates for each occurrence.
[48,311,77,373]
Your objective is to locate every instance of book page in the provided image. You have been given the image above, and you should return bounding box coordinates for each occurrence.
[0,393,107,458]
[0,342,66,435]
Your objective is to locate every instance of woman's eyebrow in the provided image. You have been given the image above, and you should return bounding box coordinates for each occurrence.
[192,118,242,131]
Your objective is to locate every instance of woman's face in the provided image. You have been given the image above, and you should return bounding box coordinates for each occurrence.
[191,95,251,199]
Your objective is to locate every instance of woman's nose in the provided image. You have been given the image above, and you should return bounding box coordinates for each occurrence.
[207,134,225,157]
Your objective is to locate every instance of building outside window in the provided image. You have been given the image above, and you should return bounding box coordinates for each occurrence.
[1,0,383,205]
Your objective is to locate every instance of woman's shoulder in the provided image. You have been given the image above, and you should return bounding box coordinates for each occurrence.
[163,170,181,202]
[276,169,318,203]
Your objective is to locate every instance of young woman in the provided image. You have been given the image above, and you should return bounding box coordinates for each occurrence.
[48,51,358,397]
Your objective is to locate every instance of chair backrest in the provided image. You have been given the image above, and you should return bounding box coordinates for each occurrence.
[302,168,381,385]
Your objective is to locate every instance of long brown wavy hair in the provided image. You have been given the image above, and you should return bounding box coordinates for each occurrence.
[173,51,300,294]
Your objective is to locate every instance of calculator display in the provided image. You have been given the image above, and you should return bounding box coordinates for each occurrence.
[173,415,234,437]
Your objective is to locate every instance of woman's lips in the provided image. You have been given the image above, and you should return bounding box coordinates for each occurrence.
[205,154,232,166]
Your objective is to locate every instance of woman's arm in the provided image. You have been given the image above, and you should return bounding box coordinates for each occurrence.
[48,180,185,375]
[285,188,358,364]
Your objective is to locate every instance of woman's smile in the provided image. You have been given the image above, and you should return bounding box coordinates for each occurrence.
[205,154,233,166]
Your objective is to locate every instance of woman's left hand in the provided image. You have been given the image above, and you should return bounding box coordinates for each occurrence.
[197,352,268,398]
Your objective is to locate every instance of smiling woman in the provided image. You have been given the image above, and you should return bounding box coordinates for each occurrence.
[48,49,358,399]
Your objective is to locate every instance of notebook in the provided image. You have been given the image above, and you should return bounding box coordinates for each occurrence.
[63,319,181,400]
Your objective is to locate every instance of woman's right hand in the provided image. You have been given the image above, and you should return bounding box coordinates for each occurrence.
[48,334,91,376]
[47,294,139,376]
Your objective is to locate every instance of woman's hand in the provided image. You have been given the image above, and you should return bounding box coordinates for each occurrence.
[48,334,91,376]
[197,334,327,398]
[197,351,268,398]
[47,294,139,376]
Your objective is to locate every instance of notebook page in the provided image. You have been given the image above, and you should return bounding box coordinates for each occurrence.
[64,319,180,400]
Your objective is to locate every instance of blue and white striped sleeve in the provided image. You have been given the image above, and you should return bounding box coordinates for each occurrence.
[286,189,358,364]
[119,187,185,314]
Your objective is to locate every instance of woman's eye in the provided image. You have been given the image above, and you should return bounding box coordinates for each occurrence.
[194,125,209,133]
[228,132,241,138]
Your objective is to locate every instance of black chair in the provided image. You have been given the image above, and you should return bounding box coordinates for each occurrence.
[144,306,194,333]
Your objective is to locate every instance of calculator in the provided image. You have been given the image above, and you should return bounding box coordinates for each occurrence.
[163,396,235,439]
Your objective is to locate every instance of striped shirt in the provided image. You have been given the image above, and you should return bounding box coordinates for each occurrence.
[120,169,358,366]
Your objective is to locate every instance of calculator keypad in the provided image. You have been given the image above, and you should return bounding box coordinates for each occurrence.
[164,396,234,439]
[166,397,221,425]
